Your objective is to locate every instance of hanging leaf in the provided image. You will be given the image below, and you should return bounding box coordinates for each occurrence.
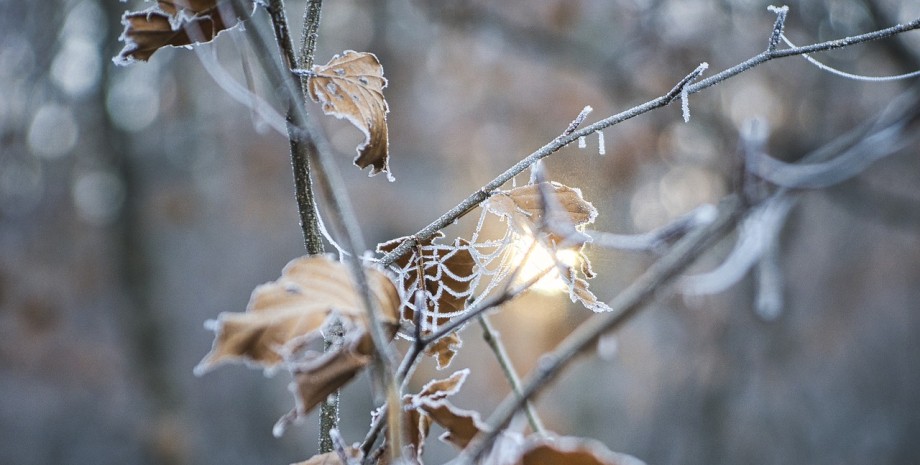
[115,1,254,64]
[405,368,469,405]
[390,370,480,458]
[419,399,489,449]
[484,182,598,236]
[562,268,612,313]
[515,436,647,465]
[308,51,391,177]
[485,182,609,312]
[194,255,399,429]
[424,331,463,370]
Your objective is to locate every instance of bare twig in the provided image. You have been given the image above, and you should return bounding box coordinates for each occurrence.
[586,204,718,253]
[767,5,789,52]
[478,315,545,434]
[264,0,324,255]
[265,0,341,452]
[299,0,323,70]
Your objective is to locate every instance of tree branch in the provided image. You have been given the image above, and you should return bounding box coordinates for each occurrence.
[377,15,920,268]
[265,0,324,256]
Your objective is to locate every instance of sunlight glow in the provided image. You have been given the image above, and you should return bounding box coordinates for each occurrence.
[508,236,580,293]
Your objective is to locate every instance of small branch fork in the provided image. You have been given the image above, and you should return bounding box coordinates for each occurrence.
[378,11,920,268]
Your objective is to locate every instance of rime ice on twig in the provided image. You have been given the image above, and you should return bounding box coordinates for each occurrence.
[779,35,920,82]
[767,5,789,52]
[597,131,605,155]
[578,136,587,149]
[564,106,593,136]
[678,63,709,123]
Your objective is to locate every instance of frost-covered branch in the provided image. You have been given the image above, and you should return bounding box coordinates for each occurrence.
[260,0,326,255]
[379,12,920,268]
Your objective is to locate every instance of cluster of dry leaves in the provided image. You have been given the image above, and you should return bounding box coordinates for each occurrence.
[115,2,639,464]
[117,0,391,177]
[191,182,626,464]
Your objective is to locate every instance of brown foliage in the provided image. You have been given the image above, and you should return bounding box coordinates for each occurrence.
[195,255,399,418]
[116,1,253,63]
[308,51,391,177]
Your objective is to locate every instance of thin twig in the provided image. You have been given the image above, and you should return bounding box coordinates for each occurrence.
[265,0,325,255]
[454,196,744,464]
[478,314,545,434]
[299,0,323,70]
[377,16,920,268]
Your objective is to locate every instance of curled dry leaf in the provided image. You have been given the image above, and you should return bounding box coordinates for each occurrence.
[484,182,597,236]
[393,369,482,458]
[115,1,254,64]
[406,368,469,405]
[308,51,391,178]
[194,254,399,430]
[424,331,463,370]
[420,400,489,449]
[486,182,610,312]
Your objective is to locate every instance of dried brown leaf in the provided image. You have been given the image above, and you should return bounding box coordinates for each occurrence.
[564,272,612,313]
[388,369,471,460]
[115,1,253,64]
[423,331,463,369]
[407,368,469,404]
[195,254,399,371]
[291,343,371,416]
[196,255,399,431]
[308,51,390,177]
[516,436,646,465]
[485,182,598,235]
[486,182,608,311]
[419,399,489,449]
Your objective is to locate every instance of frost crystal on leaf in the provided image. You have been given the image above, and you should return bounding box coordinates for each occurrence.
[114,0,255,64]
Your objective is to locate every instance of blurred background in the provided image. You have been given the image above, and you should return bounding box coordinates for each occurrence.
[2,0,920,464]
